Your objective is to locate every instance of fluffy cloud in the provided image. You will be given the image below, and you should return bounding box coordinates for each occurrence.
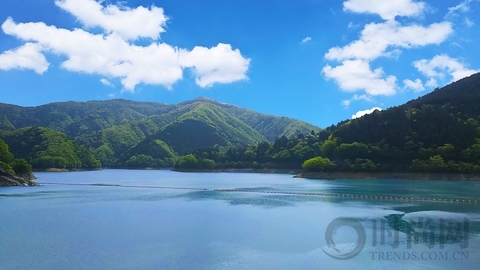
[323,59,397,95]
[55,0,167,40]
[343,0,425,20]
[179,44,250,88]
[325,21,452,61]
[0,0,250,91]
[323,0,454,97]
[352,107,382,119]
[403,78,425,92]
[413,54,479,86]
[0,42,49,74]
[180,43,250,87]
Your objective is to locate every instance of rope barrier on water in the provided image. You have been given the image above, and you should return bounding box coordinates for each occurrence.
[40,182,477,204]
[41,182,208,191]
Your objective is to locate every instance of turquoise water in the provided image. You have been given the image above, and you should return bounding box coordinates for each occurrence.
[1,170,479,269]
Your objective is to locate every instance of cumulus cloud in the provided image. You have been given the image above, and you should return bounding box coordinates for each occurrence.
[323,0,455,97]
[0,42,49,74]
[301,37,312,43]
[343,0,426,20]
[323,59,397,95]
[403,78,425,91]
[413,54,479,85]
[325,21,452,61]
[179,44,250,88]
[0,0,250,91]
[55,0,167,40]
[352,107,382,119]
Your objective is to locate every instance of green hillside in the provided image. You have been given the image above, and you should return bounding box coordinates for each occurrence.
[0,99,171,136]
[0,127,101,170]
[174,73,480,174]
[0,98,321,168]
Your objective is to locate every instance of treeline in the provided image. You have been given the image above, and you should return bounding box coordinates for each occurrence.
[173,126,480,173]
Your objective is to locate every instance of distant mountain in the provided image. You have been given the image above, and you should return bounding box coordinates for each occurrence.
[0,97,321,167]
[171,73,480,174]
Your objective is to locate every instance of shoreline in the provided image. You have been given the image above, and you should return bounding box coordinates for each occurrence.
[29,167,480,180]
[172,168,303,174]
[0,167,38,187]
[33,167,102,172]
[295,171,480,181]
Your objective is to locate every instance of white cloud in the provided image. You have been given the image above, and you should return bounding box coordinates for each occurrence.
[413,54,479,84]
[465,18,474,27]
[323,1,454,97]
[301,37,312,43]
[425,77,438,88]
[342,99,351,108]
[343,0,426,20]
[445,0,474,18]
[0,42,49,74]
[55,0,167,40]
[323,59,397,95]
[352,107,382,119]
[342,94,374,108]
[403,78,425,92]
[0,1,250,91]
[100,78,112,86]
[325,21,453,61]
[179,44,250,88]
[348,22,359,28]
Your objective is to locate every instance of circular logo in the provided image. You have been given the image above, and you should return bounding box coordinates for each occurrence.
[322,217,366,260]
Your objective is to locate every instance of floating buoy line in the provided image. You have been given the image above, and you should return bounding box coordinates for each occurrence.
[40,183,477,204]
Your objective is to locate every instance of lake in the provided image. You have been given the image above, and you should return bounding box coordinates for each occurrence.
[1,170,479,269]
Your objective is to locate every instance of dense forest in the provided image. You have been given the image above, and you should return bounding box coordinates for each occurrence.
[174,73,480,174]
[0,127,100,170]
[0,97,319,169]
[2,73,480,173]
[0,139,32,174]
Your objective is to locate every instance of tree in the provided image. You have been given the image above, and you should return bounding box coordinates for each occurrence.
[302,156,336,171]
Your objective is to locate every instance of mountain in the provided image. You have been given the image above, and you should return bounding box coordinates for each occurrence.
[0,97,321,167]
[0,127,101,170]
[0,99,171,136]
[173,73,480,174]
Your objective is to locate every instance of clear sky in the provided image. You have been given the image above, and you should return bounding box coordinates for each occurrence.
[1,0,479,128]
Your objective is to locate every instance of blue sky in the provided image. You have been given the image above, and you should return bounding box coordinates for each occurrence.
[1,0,479,128]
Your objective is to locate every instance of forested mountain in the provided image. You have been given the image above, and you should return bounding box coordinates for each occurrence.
[174,73,480,174]
[0,127,101,169]
[0,97,320,167]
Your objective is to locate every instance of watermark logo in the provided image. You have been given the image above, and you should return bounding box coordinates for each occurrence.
[323,216,469,260]
[322,217,366,260]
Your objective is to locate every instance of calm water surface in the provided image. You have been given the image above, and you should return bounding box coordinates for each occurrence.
[1,170,479,269]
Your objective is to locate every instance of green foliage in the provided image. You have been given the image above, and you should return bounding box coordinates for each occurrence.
[302,156,336,171]
[0,161,14,173]
[0,139,14,162]
[0,127,100,169]
[0,139,32,174]
[175,154,199,169]
[10,159,32,174]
